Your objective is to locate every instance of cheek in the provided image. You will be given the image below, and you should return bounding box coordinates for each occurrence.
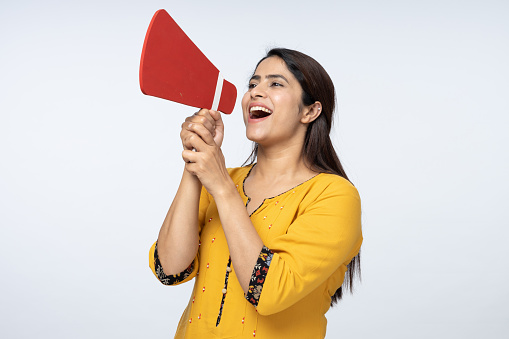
[241,92,250,110]
[241,92,250,124]
[273,93,301,117]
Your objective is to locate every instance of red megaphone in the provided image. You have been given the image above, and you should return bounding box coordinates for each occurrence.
[140,9,236,114]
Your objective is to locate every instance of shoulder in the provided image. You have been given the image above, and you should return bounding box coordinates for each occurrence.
[307,173,360,201]
[296,173,361,217]
[296,174,362,235]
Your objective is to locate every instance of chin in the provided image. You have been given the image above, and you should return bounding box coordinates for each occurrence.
[245,129,266,144]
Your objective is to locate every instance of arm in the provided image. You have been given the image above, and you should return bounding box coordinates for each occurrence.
[212,186,264,293]
[247,180,363,315]
[181,111,263,293]
[155,169,202,275]
[154,109,222,276]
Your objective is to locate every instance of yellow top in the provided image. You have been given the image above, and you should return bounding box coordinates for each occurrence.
[149,166,362,339]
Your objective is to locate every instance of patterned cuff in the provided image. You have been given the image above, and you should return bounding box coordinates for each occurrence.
[245,245,274,307]
[154,242,194,285]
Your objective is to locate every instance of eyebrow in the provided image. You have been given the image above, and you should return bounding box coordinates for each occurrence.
[250,74,290,84]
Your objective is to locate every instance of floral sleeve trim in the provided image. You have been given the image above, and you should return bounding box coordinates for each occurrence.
[154,242,194,285]
[245,245,274,307]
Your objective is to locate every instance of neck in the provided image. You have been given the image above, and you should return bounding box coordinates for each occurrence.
[253,141,314,180]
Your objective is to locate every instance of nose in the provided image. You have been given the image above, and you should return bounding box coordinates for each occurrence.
[250,83,267,99]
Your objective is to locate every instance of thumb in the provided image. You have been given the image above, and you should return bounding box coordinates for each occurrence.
[209,110,224,146]
[209,110,222,122]
[210,110,224,130]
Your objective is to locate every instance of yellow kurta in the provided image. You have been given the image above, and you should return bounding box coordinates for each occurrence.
[149,165,362,339]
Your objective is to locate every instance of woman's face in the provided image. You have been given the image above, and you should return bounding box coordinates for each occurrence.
[241,56,307,147]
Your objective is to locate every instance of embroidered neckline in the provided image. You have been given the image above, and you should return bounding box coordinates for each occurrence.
[241,164,322,217]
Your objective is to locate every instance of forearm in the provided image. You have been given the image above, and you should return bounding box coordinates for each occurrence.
[157,168,202,275]
[213,184,264,293]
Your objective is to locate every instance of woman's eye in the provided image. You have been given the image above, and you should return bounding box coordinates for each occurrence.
[248,83,257,89]
[271,82,283,87]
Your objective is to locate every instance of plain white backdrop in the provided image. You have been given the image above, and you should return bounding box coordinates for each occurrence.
[1,0,508,338]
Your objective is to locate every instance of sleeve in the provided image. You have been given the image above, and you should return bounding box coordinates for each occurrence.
[245,180,363,315]
[148,186,210,286]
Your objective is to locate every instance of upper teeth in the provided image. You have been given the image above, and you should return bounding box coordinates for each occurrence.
[250,106,272,114]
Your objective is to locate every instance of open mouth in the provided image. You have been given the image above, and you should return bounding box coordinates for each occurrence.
[249,106,273,119]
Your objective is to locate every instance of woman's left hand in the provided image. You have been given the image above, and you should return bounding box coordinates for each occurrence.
[181,110,233,197]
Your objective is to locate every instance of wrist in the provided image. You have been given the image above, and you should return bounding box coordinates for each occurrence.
[182,167,202,186]
[211,178,238,202]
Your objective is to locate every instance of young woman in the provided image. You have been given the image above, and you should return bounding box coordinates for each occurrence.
[149,48,362,338]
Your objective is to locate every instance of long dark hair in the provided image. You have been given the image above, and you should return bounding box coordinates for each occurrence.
[243,48,361,306]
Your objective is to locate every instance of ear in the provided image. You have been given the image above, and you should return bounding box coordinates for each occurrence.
[300,101,322,124]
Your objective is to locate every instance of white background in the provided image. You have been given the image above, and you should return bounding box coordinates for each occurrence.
[1,0,508,338]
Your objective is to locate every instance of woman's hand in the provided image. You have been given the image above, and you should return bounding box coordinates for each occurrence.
[180,109,232,197]
[181,109,224,149]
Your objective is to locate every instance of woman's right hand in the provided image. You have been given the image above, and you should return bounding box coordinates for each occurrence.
[180,108,231,198]
[180,109,224,149]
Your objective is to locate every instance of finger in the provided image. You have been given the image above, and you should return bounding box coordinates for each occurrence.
[184,161,204,177]
[194,109,216,129]
[181,123,212,149]
[183,131,208,152]
[210,110,224,134]
[182,149,199,164]
[185,114,215,136]
[208,110,221,122]
[180,125,199,150]
[186,122,215,146]
[180,130,194,151]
